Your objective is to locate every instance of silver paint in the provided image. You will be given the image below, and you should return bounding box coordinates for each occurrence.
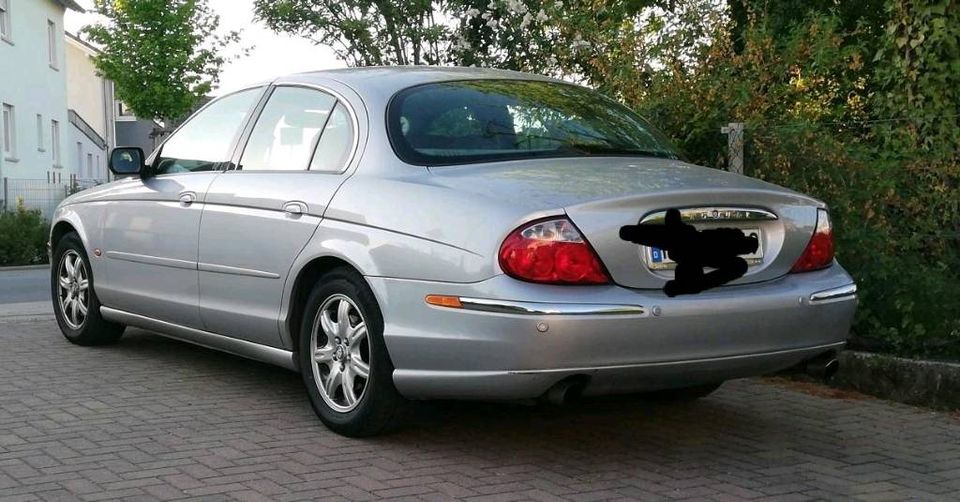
[51,67,857,402]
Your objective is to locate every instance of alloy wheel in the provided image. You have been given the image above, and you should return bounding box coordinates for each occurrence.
[310,294,371,412]
[57,250,89,330]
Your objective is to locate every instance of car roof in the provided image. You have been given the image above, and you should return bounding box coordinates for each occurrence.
[274,66,562,97]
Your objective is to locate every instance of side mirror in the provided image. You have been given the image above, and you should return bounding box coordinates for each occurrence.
[109,147,145,176]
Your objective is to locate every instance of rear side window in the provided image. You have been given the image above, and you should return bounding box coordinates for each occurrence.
[387,79,679,166]
[155,88,260,175]
[308,103,354,172]
[240,86,351,172]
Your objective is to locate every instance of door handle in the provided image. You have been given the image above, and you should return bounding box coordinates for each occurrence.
[283,201,307,215]
[179,191,196,206]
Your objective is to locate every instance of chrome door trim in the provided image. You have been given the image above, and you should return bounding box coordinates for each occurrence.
[809,283,857,304]
[457,297,647,316]
[640,207,778,224]
[105,251,197,270]
[197,262,281,279]
[100,306,297,371]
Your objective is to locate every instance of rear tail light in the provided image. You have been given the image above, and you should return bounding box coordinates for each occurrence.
[499,217,610,285]
[790,209,835,273]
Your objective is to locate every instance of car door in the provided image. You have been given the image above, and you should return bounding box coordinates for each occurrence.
[198,85,359,346]
[97,87,264,328]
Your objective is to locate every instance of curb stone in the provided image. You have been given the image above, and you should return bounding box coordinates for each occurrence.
[0,301,53,321]
[0,264,49,271]
[788,350,960,411]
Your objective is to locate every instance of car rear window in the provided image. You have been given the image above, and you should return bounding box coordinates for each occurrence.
[387,79,679,167]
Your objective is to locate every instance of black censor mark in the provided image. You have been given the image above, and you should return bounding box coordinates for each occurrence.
[619,208,759,297]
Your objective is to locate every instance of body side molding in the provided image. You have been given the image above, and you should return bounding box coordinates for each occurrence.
[105,251,197,270]
[197,262,281,279]
[100,306,298,371]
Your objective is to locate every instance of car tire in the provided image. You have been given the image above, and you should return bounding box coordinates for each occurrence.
[299,268,405,437]
[51,232,125,346]
[642,382,723,402]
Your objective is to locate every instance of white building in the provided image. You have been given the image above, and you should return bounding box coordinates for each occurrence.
[65,31,115,185]
[0,0,83,191]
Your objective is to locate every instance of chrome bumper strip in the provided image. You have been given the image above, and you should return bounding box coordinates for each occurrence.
[810,283,857,304]
[457,297,646,316]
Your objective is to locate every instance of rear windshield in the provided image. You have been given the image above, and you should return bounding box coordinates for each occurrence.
[387,79,679,166]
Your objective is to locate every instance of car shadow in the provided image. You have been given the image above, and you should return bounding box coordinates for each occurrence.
[106,328,792,456]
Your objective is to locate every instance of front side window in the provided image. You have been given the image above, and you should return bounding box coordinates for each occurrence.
[239,86,337,171]
[2,103,16,160]
[154,88,261,176]
[388,79,679,166]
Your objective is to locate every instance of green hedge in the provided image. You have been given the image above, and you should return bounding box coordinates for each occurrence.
[0,201,50,266]
[616,5,959,360]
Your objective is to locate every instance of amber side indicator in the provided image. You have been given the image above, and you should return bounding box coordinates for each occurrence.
[425,295,463,308]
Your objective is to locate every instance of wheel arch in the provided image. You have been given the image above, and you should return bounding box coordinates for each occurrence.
[284,254,373,355]
[49,209,92,258]
[50,220,79,250]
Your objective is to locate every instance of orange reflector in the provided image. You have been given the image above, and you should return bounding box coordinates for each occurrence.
[425,295,462,308]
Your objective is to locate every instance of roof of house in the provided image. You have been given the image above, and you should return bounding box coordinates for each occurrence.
[65,31,100,56]
[56,0,85,13]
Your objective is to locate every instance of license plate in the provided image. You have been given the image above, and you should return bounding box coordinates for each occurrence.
[646,228,763,270]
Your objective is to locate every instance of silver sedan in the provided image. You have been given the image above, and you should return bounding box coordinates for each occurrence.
[49,67,857,436]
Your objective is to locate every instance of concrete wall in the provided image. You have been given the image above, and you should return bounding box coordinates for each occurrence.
[0,0,71,183]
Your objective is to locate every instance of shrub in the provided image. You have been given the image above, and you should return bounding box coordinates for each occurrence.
[0,199,50,266]
[610,5,959,360]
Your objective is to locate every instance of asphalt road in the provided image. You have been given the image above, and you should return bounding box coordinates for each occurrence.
[0,267,49,304]
[1,318,959,500]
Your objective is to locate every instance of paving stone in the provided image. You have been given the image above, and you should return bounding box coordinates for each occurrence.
[0,320,959,501]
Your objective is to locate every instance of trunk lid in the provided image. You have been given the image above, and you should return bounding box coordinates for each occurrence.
[426,157,823,289]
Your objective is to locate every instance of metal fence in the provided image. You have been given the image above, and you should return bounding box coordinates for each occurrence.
[1,176,101,221]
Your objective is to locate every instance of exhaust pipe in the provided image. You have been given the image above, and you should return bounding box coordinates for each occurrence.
[805,355,840,380]
[544,377,587,405]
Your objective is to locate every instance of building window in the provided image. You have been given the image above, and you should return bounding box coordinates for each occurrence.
[0,0,11,44]
[47,20,58,69]
[86,153,93,178]
[51,120,61,167]
[116,100,136,120]
[36,114,44,151]
[2,103,16,161]
[76,142,82,172]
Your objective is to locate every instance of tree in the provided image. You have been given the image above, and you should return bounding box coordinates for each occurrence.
[253,0,682,91]
[83,0,242,124]
[253,0,452,66]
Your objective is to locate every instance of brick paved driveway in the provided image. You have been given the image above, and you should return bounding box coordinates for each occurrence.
[1,318,959,501]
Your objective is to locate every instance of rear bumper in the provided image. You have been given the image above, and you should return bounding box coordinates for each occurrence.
[366,264,856,400]
[390,342,845,400]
